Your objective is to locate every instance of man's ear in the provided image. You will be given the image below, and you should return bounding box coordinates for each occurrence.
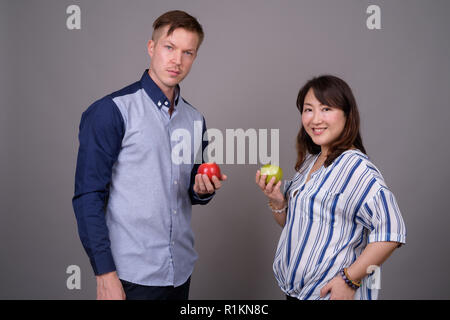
[147,39,155,58]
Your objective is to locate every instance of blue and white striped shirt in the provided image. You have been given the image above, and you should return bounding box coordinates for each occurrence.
[274,149,406,300]
[72,70,213,286]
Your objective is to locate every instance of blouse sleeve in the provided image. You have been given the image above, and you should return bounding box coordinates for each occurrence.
[357,187,407,245]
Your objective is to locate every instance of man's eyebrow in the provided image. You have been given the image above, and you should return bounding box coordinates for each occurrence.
[163,40,196,52]
[162,40,176,47]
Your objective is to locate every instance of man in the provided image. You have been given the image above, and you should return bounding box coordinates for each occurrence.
[72,10,226,300]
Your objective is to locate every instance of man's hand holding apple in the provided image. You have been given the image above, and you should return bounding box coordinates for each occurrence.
[193,163,227,196]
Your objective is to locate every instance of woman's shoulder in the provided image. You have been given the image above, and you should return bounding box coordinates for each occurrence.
[337,149,388,189]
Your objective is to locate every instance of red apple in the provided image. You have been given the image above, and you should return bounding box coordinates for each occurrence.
[198,162,222,180]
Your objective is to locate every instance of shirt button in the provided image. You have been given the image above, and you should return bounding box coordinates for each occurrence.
[173,210,177,214]
[172,241,175,246]
[164,101,169,106]
[158,101,162,107]
[174,180,178,185]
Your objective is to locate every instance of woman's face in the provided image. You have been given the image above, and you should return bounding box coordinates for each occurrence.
[301,88,346,155]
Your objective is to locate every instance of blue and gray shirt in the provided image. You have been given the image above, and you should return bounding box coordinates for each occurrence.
[72,70,213,286]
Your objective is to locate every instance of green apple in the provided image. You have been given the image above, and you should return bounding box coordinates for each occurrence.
[260,164,283,184]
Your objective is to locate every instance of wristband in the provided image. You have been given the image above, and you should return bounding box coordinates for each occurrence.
[340,268,361,290]
[268,201,287,213]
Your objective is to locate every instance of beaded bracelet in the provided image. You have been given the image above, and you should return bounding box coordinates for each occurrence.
[268,201,287,213]
[340,268,361,290]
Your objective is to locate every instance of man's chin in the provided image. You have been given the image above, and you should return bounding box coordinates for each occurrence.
[163,77,183,87]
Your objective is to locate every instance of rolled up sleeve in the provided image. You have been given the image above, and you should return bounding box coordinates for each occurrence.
[358,188,407,245]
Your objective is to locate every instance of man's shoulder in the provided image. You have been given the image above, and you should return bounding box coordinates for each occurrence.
[82,93,124,127]
[110,80,142,100]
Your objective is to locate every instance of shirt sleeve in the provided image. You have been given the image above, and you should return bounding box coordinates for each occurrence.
[189,117,215,205]
[72,96,125,275]
[356,187,407,245]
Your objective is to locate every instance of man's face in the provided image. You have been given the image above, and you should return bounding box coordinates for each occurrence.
[147,26,199,93]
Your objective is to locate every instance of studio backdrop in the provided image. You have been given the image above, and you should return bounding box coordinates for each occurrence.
[1,0,449,299]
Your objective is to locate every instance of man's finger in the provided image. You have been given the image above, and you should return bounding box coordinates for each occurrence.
[202,174,215,193]
[196,174,206,193]
[211,175,222,190]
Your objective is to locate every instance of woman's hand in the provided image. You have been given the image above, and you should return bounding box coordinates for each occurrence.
[320,275,356,300]
[255,170,285,209]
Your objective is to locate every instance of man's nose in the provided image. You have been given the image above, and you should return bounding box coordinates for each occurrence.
[172,50,182,65]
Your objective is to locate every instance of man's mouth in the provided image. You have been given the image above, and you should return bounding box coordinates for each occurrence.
[167,70,181,76]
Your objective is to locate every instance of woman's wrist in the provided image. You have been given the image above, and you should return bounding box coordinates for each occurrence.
[268,199,287,213]
[340,268,361,290]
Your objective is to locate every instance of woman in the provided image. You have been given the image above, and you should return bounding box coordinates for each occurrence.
[256,75,406,300]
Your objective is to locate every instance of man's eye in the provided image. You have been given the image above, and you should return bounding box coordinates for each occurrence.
[166,46,173,50]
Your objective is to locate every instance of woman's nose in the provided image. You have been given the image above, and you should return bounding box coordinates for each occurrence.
[311,111,323,124]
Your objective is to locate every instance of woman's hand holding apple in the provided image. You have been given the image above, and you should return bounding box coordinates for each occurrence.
[255,169,285,209]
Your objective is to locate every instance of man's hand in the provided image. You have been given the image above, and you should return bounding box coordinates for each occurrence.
[96,271,126,300]
[193,173,227,195]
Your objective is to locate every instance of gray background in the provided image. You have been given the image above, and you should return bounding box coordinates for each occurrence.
[1,0,449,299]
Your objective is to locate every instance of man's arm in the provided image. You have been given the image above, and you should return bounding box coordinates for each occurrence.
[72,96,124,286]
[189,117,215,205]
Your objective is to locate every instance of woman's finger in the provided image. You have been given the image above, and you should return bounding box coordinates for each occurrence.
[264,176,276,194]
[258,174,268,190]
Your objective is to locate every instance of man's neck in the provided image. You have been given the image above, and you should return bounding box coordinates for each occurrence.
[148,69,176,105]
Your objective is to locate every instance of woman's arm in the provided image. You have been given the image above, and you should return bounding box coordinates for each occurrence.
[320,241,400,300]
[255,170,287,227]
[347,241,400,282]
[269,201,287,227]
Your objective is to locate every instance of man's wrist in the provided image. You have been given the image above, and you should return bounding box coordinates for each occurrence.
[96,270,118,281]
[197,192,213,199]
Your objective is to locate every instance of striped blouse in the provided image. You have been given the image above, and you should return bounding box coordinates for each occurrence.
[273,149,406,300]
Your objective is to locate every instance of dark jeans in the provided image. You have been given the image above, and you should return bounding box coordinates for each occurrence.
[120,277,191,300]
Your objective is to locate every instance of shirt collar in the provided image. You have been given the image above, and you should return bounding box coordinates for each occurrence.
[140,69,180,109]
